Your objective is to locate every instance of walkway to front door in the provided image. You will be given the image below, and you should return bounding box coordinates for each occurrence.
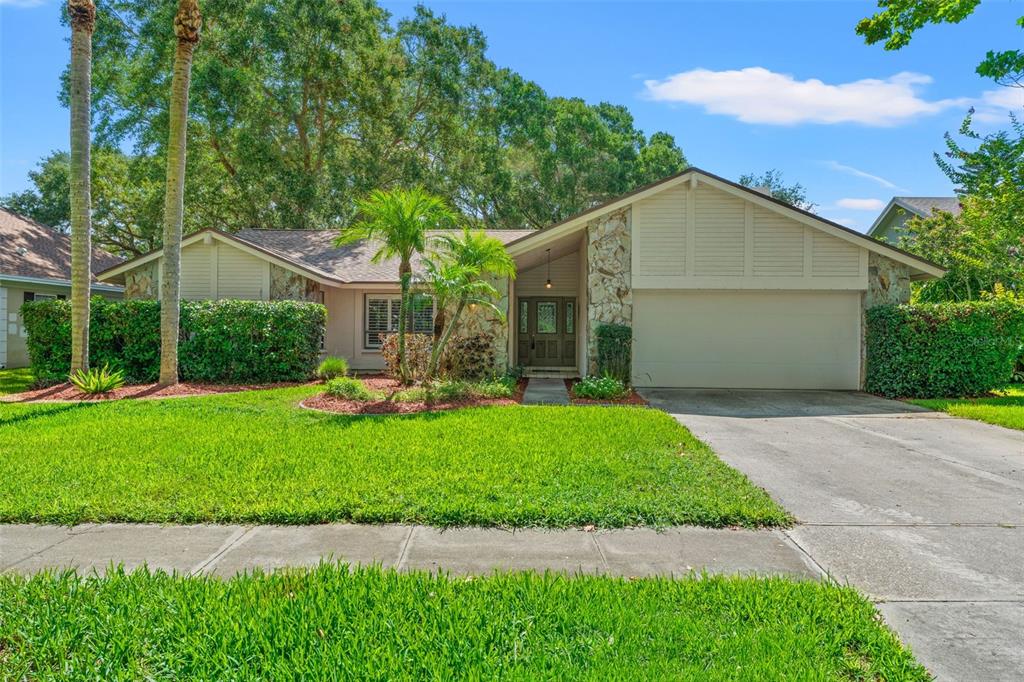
[516,297,576,368]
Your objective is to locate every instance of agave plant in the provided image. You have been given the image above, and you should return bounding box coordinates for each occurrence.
[69,364,125,394]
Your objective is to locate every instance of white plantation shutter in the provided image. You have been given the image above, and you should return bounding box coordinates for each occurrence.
[365,296,434,349]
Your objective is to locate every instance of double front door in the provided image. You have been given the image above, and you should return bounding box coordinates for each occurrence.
[517,297,576,367]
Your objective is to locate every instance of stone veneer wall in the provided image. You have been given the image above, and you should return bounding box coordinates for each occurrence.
[123,261,158,300]
[456,276,510,371]
[270,264,320,302]
[586,207,632,374]
[865,252,913,308]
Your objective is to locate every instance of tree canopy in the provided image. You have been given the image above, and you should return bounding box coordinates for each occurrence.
[5,0,686,254]
[738,169,816,211]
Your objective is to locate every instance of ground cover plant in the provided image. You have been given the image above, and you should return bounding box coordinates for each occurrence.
[911,385,1024,431]
[315,356,349,380]
[0,566,928,680]
[571,374,629,400]
[0,386,787,527]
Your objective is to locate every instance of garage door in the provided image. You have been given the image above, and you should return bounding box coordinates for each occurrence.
[632,291,861,389]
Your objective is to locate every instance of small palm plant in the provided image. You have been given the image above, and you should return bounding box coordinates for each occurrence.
[337,188,456,384]
[419,229,517,380]
[69,364,125,394]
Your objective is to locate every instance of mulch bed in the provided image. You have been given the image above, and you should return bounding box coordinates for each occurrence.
[564,379,649,406]
[301,376,528,415]
[1,381,302,403]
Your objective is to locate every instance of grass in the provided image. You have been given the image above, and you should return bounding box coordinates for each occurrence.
[910,385,1024,431]
[0,565,928,680]
[0,368,33,395]
[0,386,787,527]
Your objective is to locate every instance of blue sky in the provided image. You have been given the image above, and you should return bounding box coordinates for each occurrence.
[2,1,1020,231]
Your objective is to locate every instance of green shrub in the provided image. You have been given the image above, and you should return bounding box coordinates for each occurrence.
[316,356,349,380]
[324,377,376,401]
[22,298,326,386]
[595,324,632,384]
[69,364,125,394]
[394,376,516,404]
[866,301,1024,398]
[380,333,432,382]
[572,375,627,400]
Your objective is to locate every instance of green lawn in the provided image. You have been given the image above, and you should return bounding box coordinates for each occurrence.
[911,385,1024,431]
[0,565,927,680]
[0,368,33,395]
[0,386,787,527]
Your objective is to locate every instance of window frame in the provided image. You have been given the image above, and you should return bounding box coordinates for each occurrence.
[363,294,434,350]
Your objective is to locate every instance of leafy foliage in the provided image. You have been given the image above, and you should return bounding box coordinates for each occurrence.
[0,386,789,527]
[21,298,326,385]
[45,0,684,241]
[324,377,376,402]
[738,169,816,211]
[394,375,517,404]
[572,375,628,401]
[316,356,350,381]
[865,302,1024,398]
[595,323,633,384]
[69,364,126,394]
[380,332,432,383]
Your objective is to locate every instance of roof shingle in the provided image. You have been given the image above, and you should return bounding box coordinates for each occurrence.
[894,197,961,218]
[0,209,123,282]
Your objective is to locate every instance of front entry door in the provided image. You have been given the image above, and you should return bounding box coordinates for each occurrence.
[517,297,576,367]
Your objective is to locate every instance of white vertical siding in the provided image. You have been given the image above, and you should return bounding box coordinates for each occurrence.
[517,251,578,296]
[180,242,213,300]
[0,286,7,368]
[217,246,267,299]
[633,185,686,276]
[752,207,804,277]
[693,185,745,276]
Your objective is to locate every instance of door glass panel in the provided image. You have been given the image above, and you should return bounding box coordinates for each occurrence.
[565,301,574,334]
[536,302,557,334]
[519,300,528,334]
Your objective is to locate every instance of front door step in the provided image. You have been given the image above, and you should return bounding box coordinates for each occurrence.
[522,378,570,405]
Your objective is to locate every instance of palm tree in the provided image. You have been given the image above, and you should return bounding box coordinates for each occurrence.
[67,0,96,373]
[158,0,201,386]
[337,188,456,384]
[421,228,516,380]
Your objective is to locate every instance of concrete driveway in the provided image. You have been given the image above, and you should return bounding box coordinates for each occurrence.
[642,388,1024,682]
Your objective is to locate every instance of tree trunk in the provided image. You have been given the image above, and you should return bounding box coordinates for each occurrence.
[67,0,95,374]
[397,259,412,384]
[159,0,201,386]
[426,297,466,381]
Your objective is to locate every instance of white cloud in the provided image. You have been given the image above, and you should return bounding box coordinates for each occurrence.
[0,0,47,7]
[836,198,887,211]
[643,67,971,126]
[822,161,907,192]
[972,87,1024,123]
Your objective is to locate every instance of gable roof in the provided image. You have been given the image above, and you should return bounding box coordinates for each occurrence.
[0,208,123,285]
[868,196,962,237]
[97,227,534,285]
[505,167,946,279]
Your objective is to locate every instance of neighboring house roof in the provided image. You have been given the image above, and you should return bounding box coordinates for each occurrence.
[97,227,534,285]
[867,196,961,238]
[0,208,124,287]
[504,167,946,279]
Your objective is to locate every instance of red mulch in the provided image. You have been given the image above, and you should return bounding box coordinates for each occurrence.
[1,381,302,403]
[301,376,528,415]
[564,378,649,406]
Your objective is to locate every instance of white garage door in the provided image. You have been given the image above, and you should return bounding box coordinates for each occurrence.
[632,291,861,389]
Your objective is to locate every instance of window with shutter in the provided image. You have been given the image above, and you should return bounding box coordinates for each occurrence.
[364,295,434,349]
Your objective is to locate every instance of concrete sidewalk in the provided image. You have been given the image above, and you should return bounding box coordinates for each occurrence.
[1,523,819,579]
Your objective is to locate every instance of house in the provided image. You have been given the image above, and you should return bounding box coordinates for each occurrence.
[868,196,961,245]
[98,167,945,390]
[0,209,123,368]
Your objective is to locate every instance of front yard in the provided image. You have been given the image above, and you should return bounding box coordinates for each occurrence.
[0,385,787,527]
[0,368,33,395]
[911,385,1024,431]
[0,565,927,680]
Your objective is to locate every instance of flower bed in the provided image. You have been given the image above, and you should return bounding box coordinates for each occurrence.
[302,376,527,415]
[0,381,301,403]
[565,379,648,406]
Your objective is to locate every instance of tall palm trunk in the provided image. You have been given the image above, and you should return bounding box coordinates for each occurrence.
[67,0,95,373]
[397,258,412,384]
[159,0,201,386]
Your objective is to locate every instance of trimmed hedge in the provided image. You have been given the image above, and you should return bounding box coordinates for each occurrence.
[22,297,327,386]
[595,323,632,384]
[865,301,1024,398]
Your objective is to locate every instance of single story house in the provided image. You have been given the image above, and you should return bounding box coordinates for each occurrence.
[98,168,945,389]
[868,196,961,245]
[0,208,123,368]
